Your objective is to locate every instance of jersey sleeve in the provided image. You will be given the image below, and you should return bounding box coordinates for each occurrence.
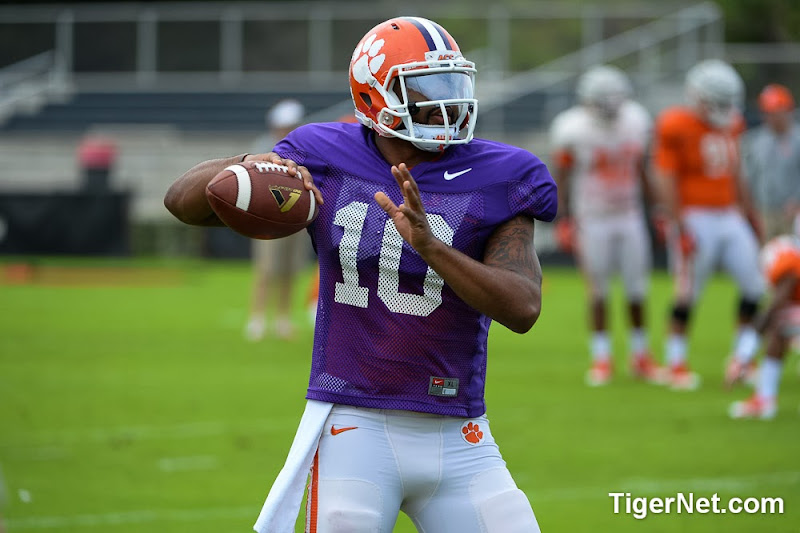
[272,124,330,188]
[652,109,683,175]
[507,154,558,222]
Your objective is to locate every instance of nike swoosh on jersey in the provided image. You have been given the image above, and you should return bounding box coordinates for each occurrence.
[330,425,358,436]
[443,168,473,180]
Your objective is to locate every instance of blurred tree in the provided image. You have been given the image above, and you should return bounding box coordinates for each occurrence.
[717,0,800,42]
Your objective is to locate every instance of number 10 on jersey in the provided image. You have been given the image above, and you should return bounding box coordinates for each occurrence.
[333,201,454,317]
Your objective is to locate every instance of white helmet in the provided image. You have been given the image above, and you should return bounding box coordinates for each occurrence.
[685,59,743,128]
[576,65,632,119]
[760,234,800,274]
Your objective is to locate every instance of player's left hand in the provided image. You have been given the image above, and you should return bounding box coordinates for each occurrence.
[374,163,436,253]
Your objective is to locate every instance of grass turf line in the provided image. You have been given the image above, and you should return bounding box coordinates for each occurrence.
[0,261,798,532]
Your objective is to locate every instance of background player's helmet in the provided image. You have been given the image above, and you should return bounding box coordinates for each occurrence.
[348,17,478,152]
[685,59,743,128]
[760,234,800,273]
[576,65,632,120]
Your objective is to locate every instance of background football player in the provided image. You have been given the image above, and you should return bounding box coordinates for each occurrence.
[652,59,764,390]
[165,16,557,533]
[730,235,800,419]
[550,65,661,386]
[244,98,309,341]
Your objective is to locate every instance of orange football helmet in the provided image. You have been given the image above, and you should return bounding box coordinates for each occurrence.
[760,234,800,274]
[349,17,478,152]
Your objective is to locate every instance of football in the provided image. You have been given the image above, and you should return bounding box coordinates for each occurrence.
[205,161,319,239]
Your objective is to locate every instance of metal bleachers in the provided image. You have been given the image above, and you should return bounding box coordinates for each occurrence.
[1,91,349,132]
[0,1,733,257]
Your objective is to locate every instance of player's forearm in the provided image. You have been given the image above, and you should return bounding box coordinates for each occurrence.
[753,297,785,336]
[654,170,681,223]
[639,160,659,209]
[554,166,571,218]
[420,239,541,333]
[755,277,796,334]
[417,218,542,334]
[164,155,246,226]
[753,308,774,336]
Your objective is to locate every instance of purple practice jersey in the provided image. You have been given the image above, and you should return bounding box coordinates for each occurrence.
[274,122,557,417]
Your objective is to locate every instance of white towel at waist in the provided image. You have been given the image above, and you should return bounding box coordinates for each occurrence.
[253,400,333,533]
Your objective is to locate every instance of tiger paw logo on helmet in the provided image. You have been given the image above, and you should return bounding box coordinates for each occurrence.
[351,33,385,85]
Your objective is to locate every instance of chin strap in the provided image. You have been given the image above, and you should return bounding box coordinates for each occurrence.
[405,123,460,152]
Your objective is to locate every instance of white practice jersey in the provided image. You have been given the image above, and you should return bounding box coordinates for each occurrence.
[550,100,651,218]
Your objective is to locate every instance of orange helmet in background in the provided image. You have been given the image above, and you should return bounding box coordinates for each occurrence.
[758,84,795,113]
[348,17,478,152]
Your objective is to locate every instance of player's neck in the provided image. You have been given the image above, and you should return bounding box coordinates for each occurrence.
[373,134,442,169]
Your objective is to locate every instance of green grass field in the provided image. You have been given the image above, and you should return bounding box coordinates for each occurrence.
[1,260,798,532]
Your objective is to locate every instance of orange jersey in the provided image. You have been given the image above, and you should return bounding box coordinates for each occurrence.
[761,237,800,302]
[653,106,746,208]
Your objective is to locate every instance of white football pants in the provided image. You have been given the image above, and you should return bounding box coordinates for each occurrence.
[306,404,541,533]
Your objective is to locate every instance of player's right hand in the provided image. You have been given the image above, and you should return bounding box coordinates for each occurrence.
[651,210,669,244]
[554,217,575,253]
[244,152,323,206]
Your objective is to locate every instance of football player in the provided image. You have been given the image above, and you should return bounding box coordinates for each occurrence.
[164,16,556,533]
[245,99,308,341]
[550,65,661,386]
[652,59,764,390]
[730,235,800,419]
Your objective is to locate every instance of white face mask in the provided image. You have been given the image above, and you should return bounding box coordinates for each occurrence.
[407,123,460,152]
[375,70,477,152]
[702,100,736,128]
[589,95,626,122]
[402,73,474,151]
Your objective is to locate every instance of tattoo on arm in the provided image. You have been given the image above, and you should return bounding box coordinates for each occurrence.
[484,216,541,285]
